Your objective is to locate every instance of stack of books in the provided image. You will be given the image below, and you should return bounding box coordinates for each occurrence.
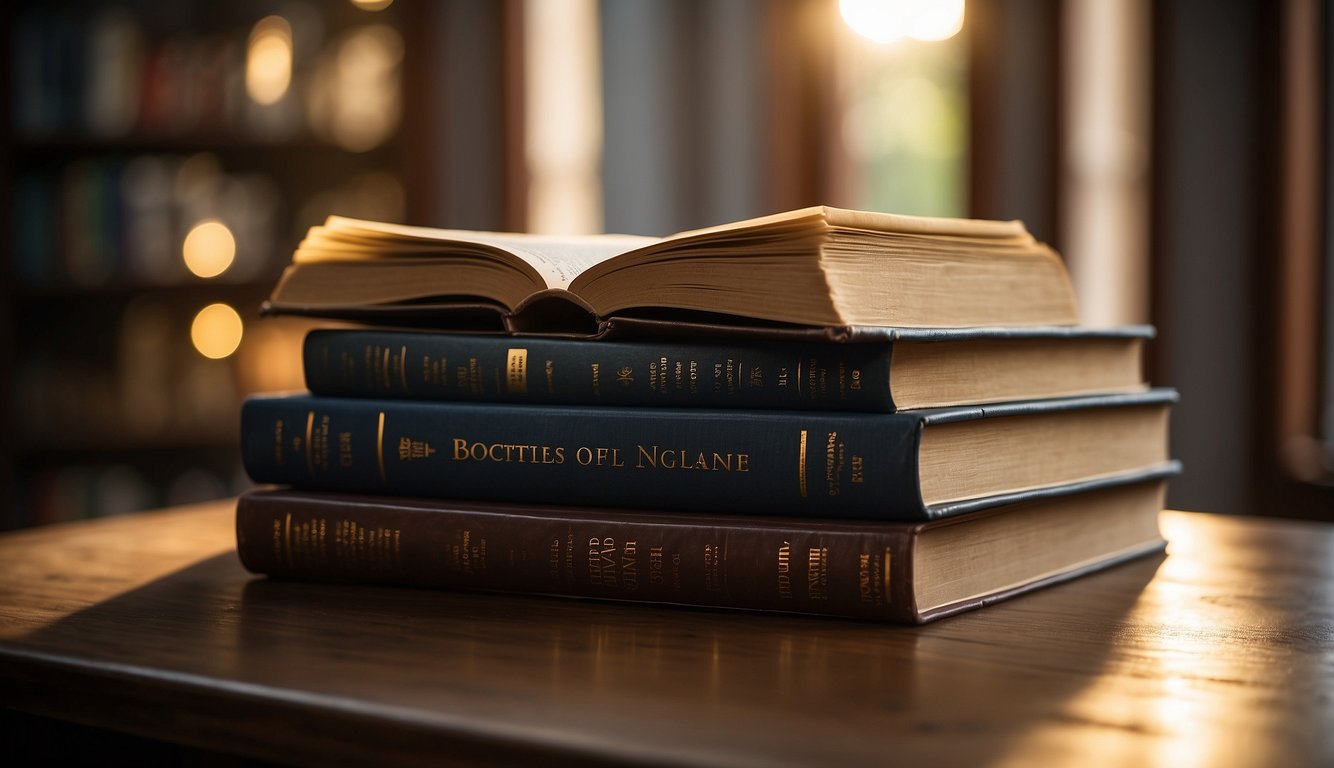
[237,206,1179,623]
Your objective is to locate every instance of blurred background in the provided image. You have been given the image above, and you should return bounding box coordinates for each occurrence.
[1,0,1330,528]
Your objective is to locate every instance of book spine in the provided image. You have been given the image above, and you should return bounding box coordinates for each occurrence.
[235,493,922,622]
[303,330,896,412]
[241,396,926,519]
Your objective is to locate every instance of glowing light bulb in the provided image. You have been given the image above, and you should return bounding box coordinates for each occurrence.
[350,0,394,10]
[191,303,244,359]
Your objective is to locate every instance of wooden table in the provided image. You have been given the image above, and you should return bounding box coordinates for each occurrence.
[1,501,1331,766]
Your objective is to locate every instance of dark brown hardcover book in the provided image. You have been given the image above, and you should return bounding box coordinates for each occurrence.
[235,475,1171,624]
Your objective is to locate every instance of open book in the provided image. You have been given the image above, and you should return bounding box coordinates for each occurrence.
[264,206,1078,333]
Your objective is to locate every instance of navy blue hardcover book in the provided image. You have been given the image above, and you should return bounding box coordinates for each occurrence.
[241,389,1178,521]
[301,325,1154,413]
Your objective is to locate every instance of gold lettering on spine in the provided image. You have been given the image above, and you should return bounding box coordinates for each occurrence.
[333,519,403,575]
[798,430,808,498]
[807,546,828,600]
[283,512,293,568]
[884,548,892,598]
[588,537,617,587]
[632,445,746,471]
[507,348,528,394]
[856,549,886,606]
[703,543,721,592]
[649,546,664,585]
[376,411,387,482]
[338,432,353,468]
[399,438,437,460]
[382,348,392,390]
[825,432,842,497]
[399,345,408,390]
[621,541,638,590]
[305,411,315,477]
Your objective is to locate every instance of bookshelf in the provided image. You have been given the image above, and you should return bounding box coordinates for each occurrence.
[3,0,419,528]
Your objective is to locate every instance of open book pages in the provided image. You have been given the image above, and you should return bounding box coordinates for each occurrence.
[294,217,657,290]
[271,205,1078,330]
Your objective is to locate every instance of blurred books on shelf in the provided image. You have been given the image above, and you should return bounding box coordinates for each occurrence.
[4,1,417,529]
[12,4,403,149]
[14,154,281,288]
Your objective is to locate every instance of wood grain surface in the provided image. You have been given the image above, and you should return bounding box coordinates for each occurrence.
[1,501,1331,766]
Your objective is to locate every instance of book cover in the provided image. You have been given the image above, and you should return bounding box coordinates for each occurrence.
[240,389,1178,521]
[234,472,1174,623]
[301,325,1152,412]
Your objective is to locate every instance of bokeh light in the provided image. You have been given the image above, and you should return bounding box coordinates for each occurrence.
[840,0,965,44]
[182,219,236,278]
[246,16,293,105]
[191,303,244,359]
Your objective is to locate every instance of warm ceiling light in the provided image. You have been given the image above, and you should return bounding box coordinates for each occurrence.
[191,303,244,359]
[247,16,293,105]
[840,0,907,43]
[840,0,965,44]
[350,0,394,11]
[907,0,965,41]
[182,219,236,278]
